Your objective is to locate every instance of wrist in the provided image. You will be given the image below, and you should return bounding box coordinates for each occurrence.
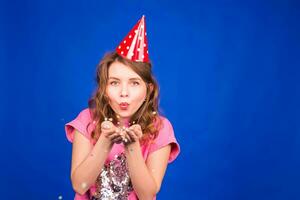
[99,134,113,149]
[125,140,140,150]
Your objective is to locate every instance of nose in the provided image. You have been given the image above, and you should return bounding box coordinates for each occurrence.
[120,85,129,97]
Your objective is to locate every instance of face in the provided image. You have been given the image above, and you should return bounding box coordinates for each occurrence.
[106,61,147,119]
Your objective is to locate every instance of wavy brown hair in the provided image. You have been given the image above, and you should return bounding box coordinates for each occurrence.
[87,51,162,145]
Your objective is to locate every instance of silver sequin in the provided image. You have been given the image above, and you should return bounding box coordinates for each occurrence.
[92,152,133,200]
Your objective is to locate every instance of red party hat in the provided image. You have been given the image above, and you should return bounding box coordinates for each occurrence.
[116,15,149,63]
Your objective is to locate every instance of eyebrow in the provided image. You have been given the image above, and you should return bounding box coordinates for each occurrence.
[108,77,142,81]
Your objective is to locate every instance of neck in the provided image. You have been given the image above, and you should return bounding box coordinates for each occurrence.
[119,117,130,127]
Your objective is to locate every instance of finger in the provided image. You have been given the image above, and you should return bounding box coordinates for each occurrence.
[101,121,118,131]
[126,129,138,141]
[103,126,118,134]
[136,130,143,138]
[107,132,122,140]
[123,131,132,143]
[114,138,123,144]
[128,127,142,138]
[105,131,121,140]
[130,124,142,132]
[112,136,123,144]
[102,130,116,137]
[101,121,112,129]
[129,125,140,134]
[133,126,143,138]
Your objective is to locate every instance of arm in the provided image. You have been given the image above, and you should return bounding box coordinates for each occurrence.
[125,141,171,200]
[70,130,113,195]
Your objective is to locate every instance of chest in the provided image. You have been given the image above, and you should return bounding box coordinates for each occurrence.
[90,143,150,200]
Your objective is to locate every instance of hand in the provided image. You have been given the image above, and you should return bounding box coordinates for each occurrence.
[100,120,123,144]
[124,124,143,145]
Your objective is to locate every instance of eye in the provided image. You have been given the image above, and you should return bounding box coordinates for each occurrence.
[109,81,119,86]
[132,81,140,86]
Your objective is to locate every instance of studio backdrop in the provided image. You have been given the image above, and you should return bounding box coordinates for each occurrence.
[1,0,299,199]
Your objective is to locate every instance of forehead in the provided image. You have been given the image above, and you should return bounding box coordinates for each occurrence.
[108,61,140,79]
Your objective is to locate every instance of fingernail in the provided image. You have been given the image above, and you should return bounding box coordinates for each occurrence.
[103,124,110,129]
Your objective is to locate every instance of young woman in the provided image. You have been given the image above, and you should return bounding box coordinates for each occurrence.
[65,16,180,200]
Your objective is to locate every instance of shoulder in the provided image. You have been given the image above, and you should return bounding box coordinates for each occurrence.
[64,108,94,143]
[155,115,175,139]
[158,115,173,128]
[149,115,180,163]
[76,108,93,121]
[68,108,94,130]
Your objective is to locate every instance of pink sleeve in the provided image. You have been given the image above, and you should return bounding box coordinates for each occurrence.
[73,193,89,200]
[65,108,93,143]
[148,117,180,163]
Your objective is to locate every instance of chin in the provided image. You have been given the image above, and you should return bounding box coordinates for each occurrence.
[117,110,133,118]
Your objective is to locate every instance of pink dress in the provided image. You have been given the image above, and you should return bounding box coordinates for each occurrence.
[65,108,180,200]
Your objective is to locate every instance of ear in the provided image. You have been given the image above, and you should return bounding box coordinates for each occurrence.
[148,83,154,92]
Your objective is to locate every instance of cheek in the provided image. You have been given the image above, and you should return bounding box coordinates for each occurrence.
[106,88,118,102]
[131,88,147,102]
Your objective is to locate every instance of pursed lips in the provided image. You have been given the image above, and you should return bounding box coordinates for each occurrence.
[119,102,129,110]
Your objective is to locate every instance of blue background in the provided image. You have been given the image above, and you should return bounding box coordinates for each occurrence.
[1,0,300,199]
